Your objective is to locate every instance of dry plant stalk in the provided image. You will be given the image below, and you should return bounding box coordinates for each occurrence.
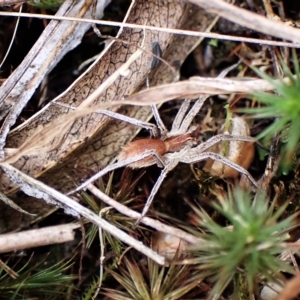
[0,7,299,47]
[106,76,281,106]
[0,259,19,279]
[188,0,300,43]
[87,183,202,245]
[0,223,81,253]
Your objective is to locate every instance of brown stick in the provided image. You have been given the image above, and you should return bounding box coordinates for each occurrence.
[0,223,80,253]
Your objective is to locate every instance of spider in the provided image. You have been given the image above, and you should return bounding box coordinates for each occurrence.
[69,53,256,223]
[69,93,257,224]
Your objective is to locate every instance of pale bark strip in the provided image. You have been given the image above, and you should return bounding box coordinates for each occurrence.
[0,223,80,253]
[1,163,166,265]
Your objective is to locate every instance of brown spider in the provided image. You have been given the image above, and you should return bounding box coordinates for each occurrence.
[69,95,256,224]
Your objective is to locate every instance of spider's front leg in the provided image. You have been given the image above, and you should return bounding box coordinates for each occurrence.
[118,134,195,225]
[133,141,197,226]
[134,158,180,226]
[180,149,257,188]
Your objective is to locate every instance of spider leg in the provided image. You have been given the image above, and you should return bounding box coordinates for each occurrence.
[151,105,168,137]
[181,151,257,187]
[171,98,191,133]
[176,96,208,134]
[145,148,166,168]
[134,159,179,226]
[53,102,160,137]
[172,60,242,135]
[68,149,164,195]
[98,109,159,137]
[195,134,256,152]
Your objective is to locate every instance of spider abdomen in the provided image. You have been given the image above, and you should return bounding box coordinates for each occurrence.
[118,133,194,169]
[119,138,167,168]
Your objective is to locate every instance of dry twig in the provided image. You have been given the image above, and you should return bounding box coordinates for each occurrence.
[0,223,81,253]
